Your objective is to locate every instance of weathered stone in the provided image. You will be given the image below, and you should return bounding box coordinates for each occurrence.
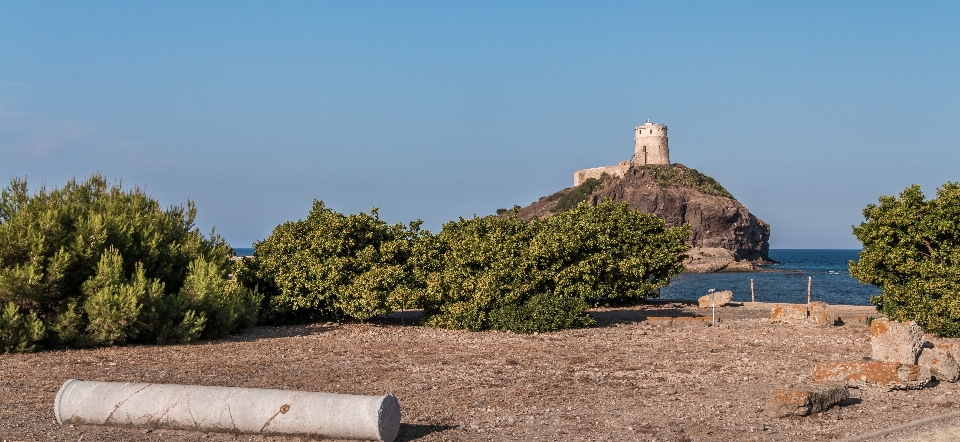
[928,340,960,364]
[698,290,733,308]
[813,361,932,390]
[763,383,849,418]
[673,316,714,326]
[645,317,673,327]
[871,319,924,364]
[807,301,835,326]
[918,347,960,382]
[770,304,807,324]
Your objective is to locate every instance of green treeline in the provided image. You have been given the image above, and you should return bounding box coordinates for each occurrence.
[1,175,690,352]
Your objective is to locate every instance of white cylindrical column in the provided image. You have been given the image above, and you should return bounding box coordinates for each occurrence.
[55,379,400,442]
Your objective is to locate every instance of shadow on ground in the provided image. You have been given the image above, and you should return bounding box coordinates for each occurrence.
[396,423,457,441]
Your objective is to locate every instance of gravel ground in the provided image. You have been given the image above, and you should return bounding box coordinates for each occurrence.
[2,302,958,442]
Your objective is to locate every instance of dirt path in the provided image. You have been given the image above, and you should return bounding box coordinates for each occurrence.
[2,302,957,441]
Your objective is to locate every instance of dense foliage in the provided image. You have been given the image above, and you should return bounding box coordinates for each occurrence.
[850,183,960,337]
[0,175,259,353]
[641,165,733,198]
[413,200,689,332]
[550,177,606,213]
[245,199,690,334]
[239,201,428,324]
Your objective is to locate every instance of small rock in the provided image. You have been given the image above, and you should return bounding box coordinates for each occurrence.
[698,290,733,308]
[807,301,835,326]
[763,383,849,418]
[871,319,924,364]
[770,304,807,324]
[918,346,960,382]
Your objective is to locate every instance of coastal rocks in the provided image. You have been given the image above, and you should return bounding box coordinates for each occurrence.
[871,319,924,364]
[807,301,835,326]
[763,384,849,418]
[918,347,960,382]
[812,361,932,390]
[513,163,772,266]
[770,304,808,324]
[684,248,756,273]
[698,290,733,308]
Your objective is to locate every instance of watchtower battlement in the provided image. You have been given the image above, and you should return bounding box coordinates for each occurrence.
[573,120,671,186]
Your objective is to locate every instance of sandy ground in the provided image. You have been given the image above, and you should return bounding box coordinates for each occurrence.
[2,301,959,442]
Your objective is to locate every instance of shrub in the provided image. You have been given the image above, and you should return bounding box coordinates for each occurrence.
[416,215,540,330]
[0,174,258,352]
[418,200,690,331]
[640,164,733,198]
[0,301,45,353]
[534,200,691,306]
[551,178,604,213]
[850,183,960,337]
[243,200,426,324]
[489,293,595,334]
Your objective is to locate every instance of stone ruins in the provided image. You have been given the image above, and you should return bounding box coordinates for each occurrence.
[573,119,670,186]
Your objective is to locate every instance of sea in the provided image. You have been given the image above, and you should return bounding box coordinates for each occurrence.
[232,248,877,306]
[660,249,876,306]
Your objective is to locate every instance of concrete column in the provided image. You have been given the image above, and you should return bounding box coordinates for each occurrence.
[55,379,400,441]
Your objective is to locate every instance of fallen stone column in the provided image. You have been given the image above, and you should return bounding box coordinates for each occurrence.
[54,379,400,441]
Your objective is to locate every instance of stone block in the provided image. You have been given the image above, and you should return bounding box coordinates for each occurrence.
[770,304,807,324]
[929,340,960,363]
[698,290,733,308]
[813,361,931,390]
[763,383,849,418]
[918,347,960,382]
[645,317,673,326]
[871,319,924,364]
[807,301,835,326]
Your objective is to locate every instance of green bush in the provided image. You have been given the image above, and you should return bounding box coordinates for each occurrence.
[535,200,691,306]
[489,293,595,334]
[551,178,605,213]
[640,164,733,198]
[0,301,45,353]
[0,174,259,352]
[242,200,427,324]
[417,199,690,331]
[850,183,960,337]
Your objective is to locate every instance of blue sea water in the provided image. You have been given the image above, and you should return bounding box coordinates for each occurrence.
[232,247,877,306]
[660,249,877,306]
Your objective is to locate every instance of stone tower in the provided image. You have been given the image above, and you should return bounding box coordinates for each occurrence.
[634,119,669,165]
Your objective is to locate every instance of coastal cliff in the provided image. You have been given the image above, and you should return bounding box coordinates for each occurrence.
[510,164,773,272]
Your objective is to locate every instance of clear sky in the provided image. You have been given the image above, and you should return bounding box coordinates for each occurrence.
[2,0,958,249]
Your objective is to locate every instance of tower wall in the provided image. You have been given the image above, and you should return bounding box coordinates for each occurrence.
[634,122,669,165]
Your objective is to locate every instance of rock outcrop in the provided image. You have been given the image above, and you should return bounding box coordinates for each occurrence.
[512,164,772,270]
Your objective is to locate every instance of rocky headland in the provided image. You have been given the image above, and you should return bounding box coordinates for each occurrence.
[509,163,773,272]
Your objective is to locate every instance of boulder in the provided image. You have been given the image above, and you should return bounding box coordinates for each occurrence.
[813,361,932,390]
[698,290,733,308]
[871,319,924,364]
[836,315,870,326]
[770,304,807,324]
[918,346,960,382]
[807,301,835,326]
[763,383,849,418]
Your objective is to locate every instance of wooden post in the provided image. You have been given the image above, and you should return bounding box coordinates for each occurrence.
[807,276,812,304]
[750,279,755,303]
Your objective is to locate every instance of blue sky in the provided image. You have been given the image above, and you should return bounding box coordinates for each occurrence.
[2,0,958,249]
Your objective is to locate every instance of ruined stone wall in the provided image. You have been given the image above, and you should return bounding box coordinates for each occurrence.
[573,162,630,187]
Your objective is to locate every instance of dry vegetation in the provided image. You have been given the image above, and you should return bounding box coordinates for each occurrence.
[2,302,959,441]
